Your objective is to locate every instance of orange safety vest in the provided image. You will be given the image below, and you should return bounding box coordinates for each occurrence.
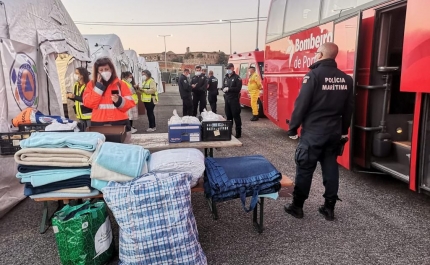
[83,78,136,122]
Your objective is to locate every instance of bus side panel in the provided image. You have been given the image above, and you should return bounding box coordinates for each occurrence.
[334,16,360,170]
[400,0,430,93]
[354,9,377,168]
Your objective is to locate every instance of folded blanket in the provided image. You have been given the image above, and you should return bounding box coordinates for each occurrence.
[17,164,91,174]
[17,168,91,187]
[90,160,146,182]
[93,142,149,178]
[24,175,91,196]
[91,179,109,191]
[14,148,93,167]
[20,132,105,151]
[29,189,100,199]
[52,187,92,193]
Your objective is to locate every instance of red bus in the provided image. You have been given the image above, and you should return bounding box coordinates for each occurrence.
[264,0,430,193]
[228,51,265,117]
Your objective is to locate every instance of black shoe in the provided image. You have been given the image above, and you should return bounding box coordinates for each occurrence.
[235,128,241,139]
[318,199,336,221]
[250,116,259,121]
[284,203,304,219]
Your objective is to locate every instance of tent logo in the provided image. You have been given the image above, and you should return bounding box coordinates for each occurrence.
[10,53,38,108]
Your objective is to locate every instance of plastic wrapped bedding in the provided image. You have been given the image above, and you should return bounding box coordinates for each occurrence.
[148,148,205,188]
[102,172,207,265]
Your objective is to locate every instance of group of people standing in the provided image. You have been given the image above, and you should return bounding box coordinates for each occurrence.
[178,63,245,138]
[66,57,159,133]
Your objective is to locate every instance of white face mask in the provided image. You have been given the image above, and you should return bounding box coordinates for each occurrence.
[227,69,232,74]
[100,71,112,81]
[127,78,132,83]
[195,71,201,76]
[142,75,147,81]
[74,74,79,81]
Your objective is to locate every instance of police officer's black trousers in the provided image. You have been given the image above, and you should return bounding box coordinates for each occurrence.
[224,95,242,130]
[293,131,341,206]
[182,96,193,116]
[208,93,218,113]
[192,91,206,116]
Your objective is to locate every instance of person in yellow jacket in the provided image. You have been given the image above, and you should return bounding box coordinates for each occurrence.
[121,71,139,133]
[248,66,262,121]
[67,67,92,129]
[140,70,158,132]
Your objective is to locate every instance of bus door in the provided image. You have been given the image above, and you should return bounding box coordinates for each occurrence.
[355,2,413,183]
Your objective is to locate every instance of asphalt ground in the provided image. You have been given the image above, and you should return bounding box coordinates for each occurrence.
[1,85,430,265]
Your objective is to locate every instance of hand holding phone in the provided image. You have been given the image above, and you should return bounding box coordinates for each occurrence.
[97,73,102,83]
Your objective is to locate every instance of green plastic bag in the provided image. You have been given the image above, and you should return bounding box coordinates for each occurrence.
[52,201,114,265]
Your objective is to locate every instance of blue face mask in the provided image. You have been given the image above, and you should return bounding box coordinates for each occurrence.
[227,69,232,74]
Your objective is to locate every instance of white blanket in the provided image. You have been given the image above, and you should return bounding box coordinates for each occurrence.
[90,160,148,182]
[148,148,205,188]
[14,148,93,167]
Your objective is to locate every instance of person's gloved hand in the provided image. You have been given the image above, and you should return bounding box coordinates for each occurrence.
[287,129,298,140]
[223,87,229,93]
[289,135,298,140]
[341,135,348,139]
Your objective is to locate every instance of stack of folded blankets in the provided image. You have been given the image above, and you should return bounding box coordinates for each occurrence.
[90,141,150,191]
[204,155,282,213]
[14,132,105,198]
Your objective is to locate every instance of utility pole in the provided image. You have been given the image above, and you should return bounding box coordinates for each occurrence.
[256,0,260,51]
[158,34,172,72]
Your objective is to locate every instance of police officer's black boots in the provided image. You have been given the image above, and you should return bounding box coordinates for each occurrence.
[235,128,242,139]
[250,115,259,121]
[318,199,336,221]
[284,198,304,219]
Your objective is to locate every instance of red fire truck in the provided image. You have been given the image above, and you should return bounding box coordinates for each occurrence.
[264,0,430,193]
[228,51,265,117]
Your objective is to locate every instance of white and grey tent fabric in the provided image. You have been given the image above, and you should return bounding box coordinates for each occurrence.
[0,0,90,218]
[84,34,129,77]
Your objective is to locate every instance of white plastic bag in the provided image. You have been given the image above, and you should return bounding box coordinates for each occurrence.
[168,109,200,125]
[201,109,225,121]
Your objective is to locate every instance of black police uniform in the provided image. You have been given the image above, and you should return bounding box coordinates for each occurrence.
[223,71,243,137]
[207,75,219,113]
[191,74,208,116]
[287,58,354,213]
[178,73,193,116]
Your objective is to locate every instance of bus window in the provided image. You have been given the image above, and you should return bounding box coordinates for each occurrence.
[283,0,320,34]
[266,0,287,42]
[321,0,374,19]
[239,63,248,78]
[258,62,264,79]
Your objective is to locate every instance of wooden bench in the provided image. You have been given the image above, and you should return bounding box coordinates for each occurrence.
[35,175,293,234]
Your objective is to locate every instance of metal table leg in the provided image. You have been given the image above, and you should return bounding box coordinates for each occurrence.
[252,198,265,234]
[39,201,63,234]
[207,197,219,220]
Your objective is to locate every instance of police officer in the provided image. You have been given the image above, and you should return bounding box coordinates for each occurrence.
[223,63,243,138]
[207,70,219,113]
[284,42,354,221]
[178,69,193,116]
[191,65,208,116]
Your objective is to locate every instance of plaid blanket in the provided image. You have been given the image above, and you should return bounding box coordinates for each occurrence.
[102,172,207,265]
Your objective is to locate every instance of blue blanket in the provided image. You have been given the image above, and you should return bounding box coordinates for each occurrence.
[91,179,109,191]
[29,189,100,199]
[94,142,150,178]
[17,168,91,187]
[19,132,105,151]
[24,175,91,196]
[17,164,91,173]
[205,155,281,212]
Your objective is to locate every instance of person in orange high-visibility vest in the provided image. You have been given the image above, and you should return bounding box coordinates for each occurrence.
[83,57,136,131]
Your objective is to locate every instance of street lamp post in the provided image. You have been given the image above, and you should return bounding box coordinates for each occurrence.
[158,34,172,72]
[256,0,260,51]
[219,20,232,55]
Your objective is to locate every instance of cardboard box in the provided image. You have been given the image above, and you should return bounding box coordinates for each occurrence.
[86,125,126,143]
[168,123,201,143]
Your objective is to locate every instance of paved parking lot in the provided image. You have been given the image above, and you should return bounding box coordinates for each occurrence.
[1,85,430,265]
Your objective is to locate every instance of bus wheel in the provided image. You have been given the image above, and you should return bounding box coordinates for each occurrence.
[257,99,265,118]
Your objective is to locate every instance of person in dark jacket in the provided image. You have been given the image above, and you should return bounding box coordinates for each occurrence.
[207,70,219,113]
[67,67,92,129]
[178,69,193,116]
[284,42,354,221]
[223,63,243,138]
[191,65,208,116]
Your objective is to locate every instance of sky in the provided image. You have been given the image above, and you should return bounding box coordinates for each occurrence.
[61,0,271,55]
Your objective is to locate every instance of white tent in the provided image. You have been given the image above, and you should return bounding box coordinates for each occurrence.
[0,0,90,218]
[84,34,128,77]
[146,62,163,94]
[124,49,140,83]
